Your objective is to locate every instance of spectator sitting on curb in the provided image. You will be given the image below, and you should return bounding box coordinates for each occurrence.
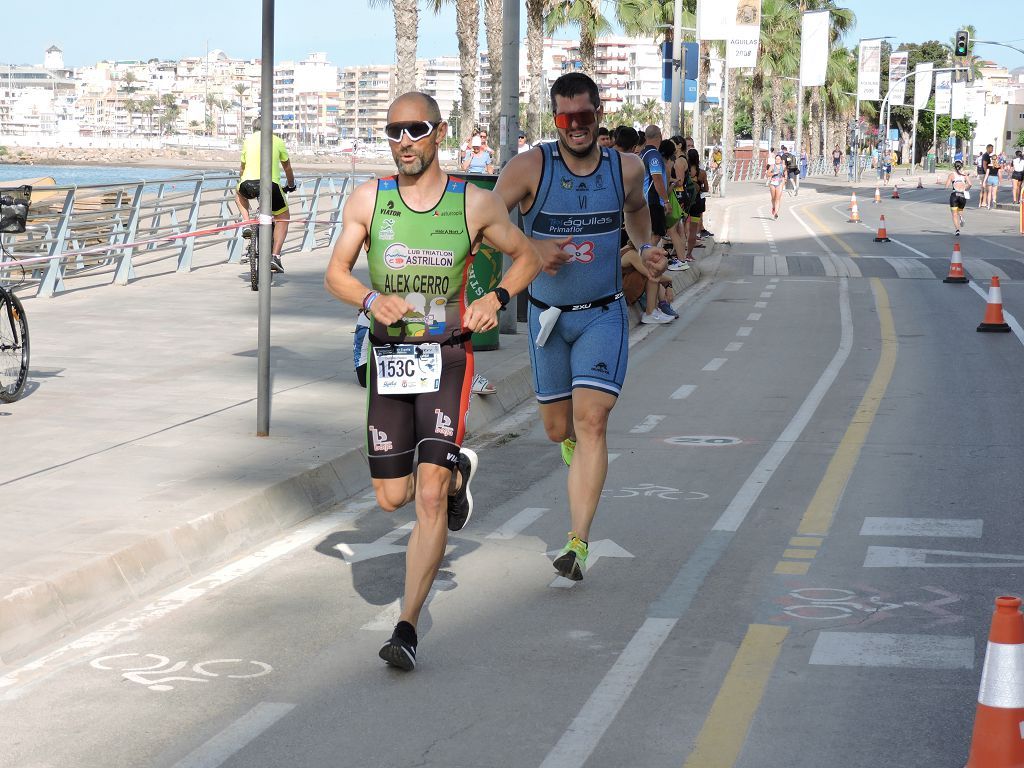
[621,242,677,325]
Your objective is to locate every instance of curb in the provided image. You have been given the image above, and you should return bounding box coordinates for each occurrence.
[0,250,708,666]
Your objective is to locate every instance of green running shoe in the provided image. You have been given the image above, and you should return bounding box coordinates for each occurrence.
[560,437,576,467]
[553,533,588,581]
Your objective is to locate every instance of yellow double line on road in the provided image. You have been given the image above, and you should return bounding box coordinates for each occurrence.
[683,278,897,768]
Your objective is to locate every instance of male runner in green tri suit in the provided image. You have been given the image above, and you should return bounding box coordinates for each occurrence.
[325,92,541,671]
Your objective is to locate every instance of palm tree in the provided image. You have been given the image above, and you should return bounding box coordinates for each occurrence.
[139,95,159,137]
[233,83,248,141]
[123,98,139,136]
[755,0,799,152]
[430,0,480,144]
[160,93,180,135]
[484,0,502,154]
[369,0,418,93]
[822,46,857,155]
[525,0,547,142]
[545,0,613,77]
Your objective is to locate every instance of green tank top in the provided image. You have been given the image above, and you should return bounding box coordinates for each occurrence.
[367,175,473,341]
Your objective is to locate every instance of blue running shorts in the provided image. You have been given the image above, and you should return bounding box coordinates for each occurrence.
[527,298,629,403]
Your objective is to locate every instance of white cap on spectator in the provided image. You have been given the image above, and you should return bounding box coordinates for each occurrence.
[471,136,482,148]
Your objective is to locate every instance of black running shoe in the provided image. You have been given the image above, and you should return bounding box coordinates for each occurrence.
[379,621,417,671]
[447,448,478,532]
[270,255,284,273]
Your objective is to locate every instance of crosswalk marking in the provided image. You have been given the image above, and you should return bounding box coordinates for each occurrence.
[809,632,974,669]
[736,254,1019,280]
[881,256,934,279]
[859,517,983,538]
[963,256,1011,281]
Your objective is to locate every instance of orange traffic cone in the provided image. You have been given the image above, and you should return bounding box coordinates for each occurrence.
[891,184,900,199]
[977,276,1011,332]
[943,243,969,284]
[848,196,861,223]
[848,192,857,210]
[874,186,881,203]
[873,215,891,242]
[964,596,1024,766]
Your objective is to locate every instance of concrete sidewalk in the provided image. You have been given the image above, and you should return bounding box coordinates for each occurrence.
[0,236,713,665]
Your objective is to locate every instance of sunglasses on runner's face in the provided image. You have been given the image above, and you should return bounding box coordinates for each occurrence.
[553,110,598,130]
[384,121,436,142]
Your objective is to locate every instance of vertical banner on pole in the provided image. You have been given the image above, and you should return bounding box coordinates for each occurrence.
[950,81,967,119]
[888,51,909,105]
[726,0,762,69]
[799,10,829,87]
[662,40,673,103]
[857,39,882,100]
[913,62,933,110]
[935,71,953,114]
[697,0,736,41]
[965,86,987,122]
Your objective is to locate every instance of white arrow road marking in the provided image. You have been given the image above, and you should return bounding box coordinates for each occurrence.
[334,521,414,564]
[859,517,983,538]
[361,579,456,630]
[864,546,1024,568]
[486,508,550,540]
[548,540,634,589]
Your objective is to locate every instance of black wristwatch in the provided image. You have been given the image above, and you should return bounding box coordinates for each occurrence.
[491,286,510,309]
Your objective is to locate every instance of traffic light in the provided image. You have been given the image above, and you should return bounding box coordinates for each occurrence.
[955,30,970,57]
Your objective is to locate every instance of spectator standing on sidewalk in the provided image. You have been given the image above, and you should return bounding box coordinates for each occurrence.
[1011,150,1024,204]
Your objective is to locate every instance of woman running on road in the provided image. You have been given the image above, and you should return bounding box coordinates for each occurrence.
[767,151,785,219]
[944,160,972,236]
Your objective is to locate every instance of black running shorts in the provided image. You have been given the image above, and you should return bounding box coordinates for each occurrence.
[949,192,966,210]
[647,188,667,237]
[365,337,473,479]
[237,180,287,215]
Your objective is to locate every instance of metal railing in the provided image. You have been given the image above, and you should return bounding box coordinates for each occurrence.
[0,171,372,298]
[717,155,876,187]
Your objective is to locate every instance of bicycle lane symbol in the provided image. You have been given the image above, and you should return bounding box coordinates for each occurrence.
[769,586,963,629]
[600,484,709,501]
[90,654,272,692]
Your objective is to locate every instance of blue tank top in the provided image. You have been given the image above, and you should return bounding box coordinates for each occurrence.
[522,142,625,306]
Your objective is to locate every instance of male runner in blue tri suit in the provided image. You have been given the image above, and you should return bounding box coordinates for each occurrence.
[494,72,667,581]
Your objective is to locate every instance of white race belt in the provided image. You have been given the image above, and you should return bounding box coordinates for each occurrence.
[373,343,442,395]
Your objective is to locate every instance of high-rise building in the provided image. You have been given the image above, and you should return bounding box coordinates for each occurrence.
[338,65,396,144]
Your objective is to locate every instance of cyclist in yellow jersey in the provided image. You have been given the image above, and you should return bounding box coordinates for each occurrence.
[236,116,296,273]
[325,92,541,671]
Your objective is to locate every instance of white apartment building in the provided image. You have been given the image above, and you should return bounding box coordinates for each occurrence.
[272,53,339,144]
[338,65,396,143]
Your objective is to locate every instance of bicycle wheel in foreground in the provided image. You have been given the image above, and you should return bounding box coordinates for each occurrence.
[247,228,259,291]
[0,290,30,402]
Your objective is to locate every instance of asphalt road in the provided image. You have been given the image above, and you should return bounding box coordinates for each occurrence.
[3,179,1024,768]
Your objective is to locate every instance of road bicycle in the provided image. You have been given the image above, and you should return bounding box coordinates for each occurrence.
[238,180,295,291]
[0,187,31,402]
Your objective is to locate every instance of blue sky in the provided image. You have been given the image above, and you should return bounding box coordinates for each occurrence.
[8,1,1023,71]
